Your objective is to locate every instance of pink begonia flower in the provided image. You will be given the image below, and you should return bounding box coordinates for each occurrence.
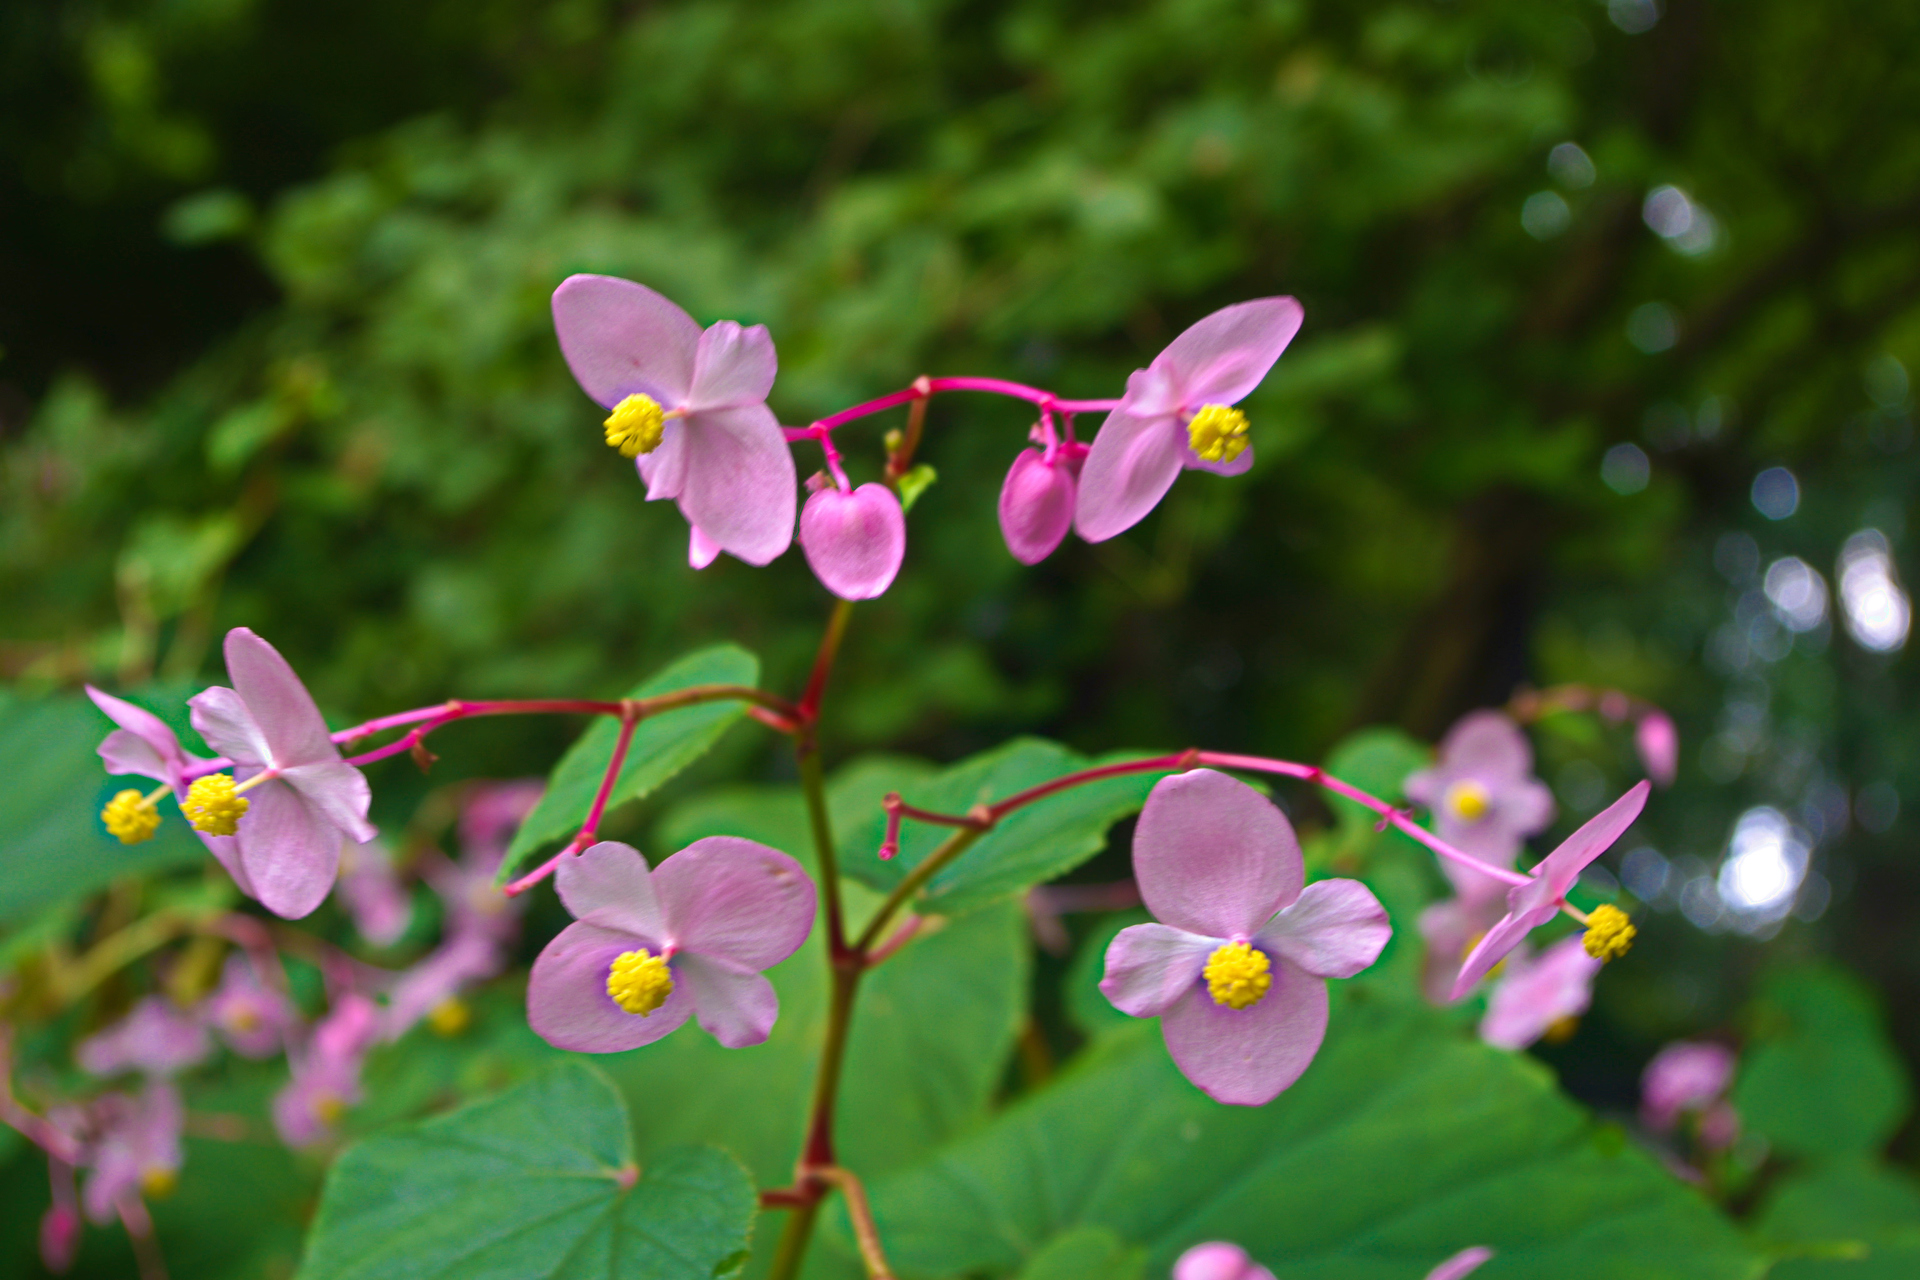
[528,838,816,1052]
[1404,711,1554,894]
[273,993,379,1148]
[86,686,207,795]
[188,627,378,920]
[1417,892,1508,1005]
[552,274,797,566]
[798,482,906,600]
[1074,298,1303,542]
[336,841,412,947]
[1636,710,1679,787]
[76,997,211,1079]
[1640,1040,1737,1132]
[1450,780,1651,1001]
[998,447,1080,564]
[1425,1247,1494,1280]
[1173,1242,1276,1280]
[77,1082,183,1224]
[1478,935,1601,1050]
[203,954,298,1059]
[1100,769,1391,1106]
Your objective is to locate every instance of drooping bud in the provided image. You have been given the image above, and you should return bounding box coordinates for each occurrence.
[997,448,1076,564]
[1636,710,1679,786]
[798,483,906,600]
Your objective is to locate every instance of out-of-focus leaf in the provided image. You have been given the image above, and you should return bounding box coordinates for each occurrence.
[297,1062,755,1280]
[1013,1227,1145,1280]
[501,644,761,881]
[1757,1157,1920,1280]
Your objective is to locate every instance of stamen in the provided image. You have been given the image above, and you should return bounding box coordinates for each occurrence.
[1203,941,1273,1010]
[428,998,471,1037]
[139,1168,178,1199]
[1186,404,1250,464]
[1582,903,1637,961]
[604,393,668,457]
[182,774,250,837]
[607,949,675,1016]
[101,790,162,845]
[1442,778,1492,823]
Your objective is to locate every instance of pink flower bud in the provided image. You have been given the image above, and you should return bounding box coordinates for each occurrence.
[799,483,906,600]
[39,1205,80,1273]
[997,448,1077,564]
[1636,710,1679,786]
[1173,1242,1275,1280]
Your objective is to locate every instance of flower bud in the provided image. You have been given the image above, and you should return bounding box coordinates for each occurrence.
[997,448,1076,565]
[1636,710,1678,786]
[799,483,906,600]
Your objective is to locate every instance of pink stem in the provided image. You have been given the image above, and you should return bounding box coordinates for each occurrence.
[864,915,924,967]
[795,376,1124,440]
[502,705,641,896]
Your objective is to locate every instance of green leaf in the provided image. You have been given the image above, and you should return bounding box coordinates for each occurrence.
[896,463,938,513]
[839,738,1161,916]
[0,689,211,926]
[298,1062,755,1280]
[1757,1156,1920,1279]
[1014,1227,1145,1280]
[501,645,761,882]
[867,991,1760,1280]
[1733,963,1911,1159]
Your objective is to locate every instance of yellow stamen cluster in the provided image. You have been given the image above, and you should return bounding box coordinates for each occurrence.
[1186,404,1251,464]
[1582,903,1637,961]
[1544,1016,1581,1044]
[182,774,249,837]
[140,1168,178,1199]
[102,790,162,845]
[607,949,675,1016]
[1443,778,1492,823]
[428,997,472,1037]
[604,393,667,457]
[1203,941,1273,1010]
[313,1094,346,1125]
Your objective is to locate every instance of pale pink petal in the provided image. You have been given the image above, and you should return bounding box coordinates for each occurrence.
[223,628,339,768]
[677,402,797,566]
[1637,711,1679,786]
[77,997,212,1078]
[201,831,256,898]
[337,843,411,947]
[799,484,905,600]
[1133,769,1303,940]
[1159,958,1328,1106]
[236,778,342,920]
[1099,922,1215,1017]
[1181,437,1255,476]
[1256,878,1390,979]
[1155,297,1304,407]
[552,274,700,409]
[997,449,1077,564]
[689,525,722,569]
[279,760,376,845]
[1425,1246,1494,1280]
[188,686,271,766]
[1174,1242,1276,1280]
[688,321,777,411]
[1502,778,1556,839]
[1418,894,1505,1004]
[96,729,173,786]
[1440,710,1533,781]
[88,687,198,789]
[675,953,780,1048]
[527,920,693,1052]
[651,837,816,972]
[1072,405,1184,543]
[1536,780,1651,897]
[638,420,690,500]
[1448,904,1548,1002]
[1479,935,1599,1050]
[555,841,668,942]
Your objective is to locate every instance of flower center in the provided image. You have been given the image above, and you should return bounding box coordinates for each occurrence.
[1581,904,1637,961]
[1442,778,1492,823]
[607,948,675,1016]
[1186,404,1250,464]
[140,1167,178,1199]
[1203,941,1273,1010]
[605,394,667,457]
[428,997,471,1037]
[183,774,250,836]
[102,789,163,845]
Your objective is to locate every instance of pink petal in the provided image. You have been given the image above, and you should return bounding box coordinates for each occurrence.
[1637,711,1679,786]
[87,687,198,788]
[638,420,690,500]
[1071,405,1184,543]
[555,841,669,942]
[223,628,339,768]
[527,920,693,1052]
[1159,958,1328,1106]
[799,483,905,600]
[1479,935,1599,1050]
[676,403,797,566]
[1439,710,1533,781]
[1448,904,1547,1002]
[1133,769,1303,940]
[1424,1246,1494,1280]
[1536,780,1651,898]
[675,953,780,1048]
[77,997,212,1078]
[201,830,257,898]
[1256,878,1390,979]
[235,778,343,920]
[689,525,722,569]
[688,320,777,411]
[997,449,1077,564]
[1174,1242,1276,1280]
[552,274,700,410]
[280,760,376,845]
[1099,923,1215,1017]
[651,836,816,972]
[189,685,271,766]
[1154,297,1304,408]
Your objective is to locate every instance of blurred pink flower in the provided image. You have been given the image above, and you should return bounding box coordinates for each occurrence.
[1417,893,1507,1005]
[1635,710,1679,787]
[203,954,298,1059]
[1450,782,1647,1000]
[1640,1040,1737,1134]
[76,997,211,1079]
[1074,298,1303,542]
[273,993,380,1148]
[528,839,816,1052]
[1173,1241,1275,1280]
[998,446,1080,564]
[798,482,906,600]
[1405,711,1554,894]
[1100,769,1390,1106]
[78,1082,183,1224]
[1425,1246,1494,1280]
[552,274,796,566]
[188,628,378,919]
[337,841,412,947]
[1479,935,1601,1050]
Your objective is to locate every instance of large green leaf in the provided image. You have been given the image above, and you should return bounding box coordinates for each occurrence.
[866,990,1761,1280]
[1733,964,1911,1159]
[838,738,1161,915]
[297,1062,755,1280]
[501,645,762,881]
[1013,1227,1145,1280]
[0,689,212,925]
[1757,1157,1920,1280]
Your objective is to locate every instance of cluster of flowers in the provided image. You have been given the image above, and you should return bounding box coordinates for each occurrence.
[1175,1241,1493,1280]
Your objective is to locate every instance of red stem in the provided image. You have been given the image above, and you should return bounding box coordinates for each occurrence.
[502,703,642,897]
